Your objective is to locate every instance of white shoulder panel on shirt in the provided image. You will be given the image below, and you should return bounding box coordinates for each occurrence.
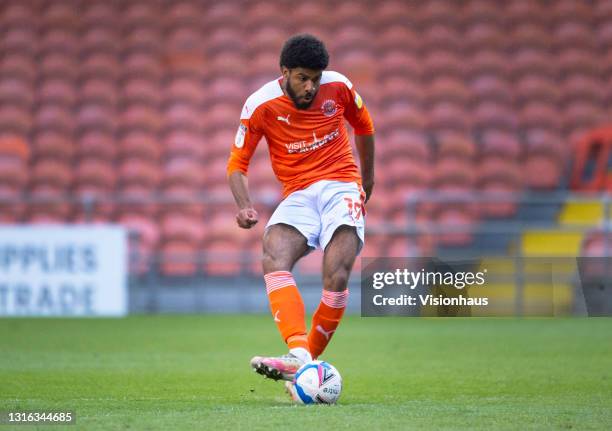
[320,70,353,89]
[240,78,283,120]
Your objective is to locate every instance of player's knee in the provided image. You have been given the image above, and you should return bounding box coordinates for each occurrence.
[262,248,291,273]
[324,270,349,292]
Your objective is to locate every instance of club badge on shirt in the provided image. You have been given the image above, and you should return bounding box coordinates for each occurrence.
[235,124,247,148]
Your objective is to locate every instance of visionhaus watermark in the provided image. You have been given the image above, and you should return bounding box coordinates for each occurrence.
[361,257,612,317]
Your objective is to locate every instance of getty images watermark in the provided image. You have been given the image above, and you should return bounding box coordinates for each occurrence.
[361,257,612,317]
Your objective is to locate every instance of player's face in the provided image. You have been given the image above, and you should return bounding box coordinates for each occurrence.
[282,67,322,110]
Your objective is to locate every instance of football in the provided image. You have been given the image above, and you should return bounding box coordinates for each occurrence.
[293,360,342,404]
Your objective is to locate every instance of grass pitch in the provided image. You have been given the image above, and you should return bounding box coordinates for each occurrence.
[1,315,611,430]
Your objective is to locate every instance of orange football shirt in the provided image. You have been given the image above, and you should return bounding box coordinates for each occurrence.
[227,71,375,198]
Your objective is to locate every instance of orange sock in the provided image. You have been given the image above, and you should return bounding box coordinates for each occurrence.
[308,289,349,359]
[264,271,309,351]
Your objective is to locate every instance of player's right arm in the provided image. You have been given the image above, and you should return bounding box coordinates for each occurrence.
[227,102,264,229]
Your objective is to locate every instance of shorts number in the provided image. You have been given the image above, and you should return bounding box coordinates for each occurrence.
[344,197,363,221]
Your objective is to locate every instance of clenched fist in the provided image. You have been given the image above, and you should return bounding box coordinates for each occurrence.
[236,208,258,229]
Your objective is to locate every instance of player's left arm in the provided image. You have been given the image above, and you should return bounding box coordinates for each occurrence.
[343,84,376,203]
[355,133,375,203]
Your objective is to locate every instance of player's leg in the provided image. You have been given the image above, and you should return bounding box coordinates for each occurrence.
[308,225,360,358]
[251,224,312,380]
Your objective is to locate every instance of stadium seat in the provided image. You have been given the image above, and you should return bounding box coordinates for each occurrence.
[0,105,32,134]
[164,77,205,106]
[162,130,203,160]
[464,23,505,52]
[39,52,79,80]
[122,52,163,80]
[3,27,38,56]
[122,77,161,106]
[422,24,462,53]
[80,52,120,80]
[379,76,425,107]
[167,1,202,27]
[373,0,414,28]
[246,26,288,57]
[469,75,513,104]
[461,0,499,26]
[515,75,561,105]
[120,104,162,133]
[476,159,523,218]
[38,77,77,106]
[82,27,120,55]
[506,0,548,26]
[523,153,563,190]
[558,49,601,77]
[422,50,465,79]
[117,213,159,274]
[78,130,117,161]
[35,104,75,133]
[83,3,116,27]
[480,130,523,161]
[202,238,243,277]
[510,48,556,78]
[472,101,518,132]
[163,102,201,132]
[427,102,470,133]
[426,76,470,105]
[436,133,476,161]
[0,53,36,82]
[553,21,597,51]
[160,213,207,245]
[0,77,34,106]
[76,103,117,132]
[551,0,592,22]
[119,158,161,191]
[376,26,420,53]
[80,79,119,106]
[519,102,562,132]
[382,129,432,161]
[466,49,508,78]
[32,130,75,161]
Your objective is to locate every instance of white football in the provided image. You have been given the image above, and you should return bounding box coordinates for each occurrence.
[293,360,342,404]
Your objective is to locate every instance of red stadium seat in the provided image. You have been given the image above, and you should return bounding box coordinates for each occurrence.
[523,154,563,190]
[35,104,75,133]
[159,240,199,277]
[551,0,592,22]
[0,53,36,82]
[0,105,32,134]
[558,49,601,77]
[426,76,470,105]
[472,101,518,132]
[427,102,470,133]
[553,21,597,51]
[165,26,203,54]
[160,213,207,244]
[419,0,459,27]
[78,130,117,161]
[510,48,556,78]
[563,102,608,135]
[163,130,204,160]
[377,102,427,132]
[82,27,119,55]
[509,23,553,51]
[41,2,78,27]
[76,103,117,133]
[469,75,513,104]
[120,104,162,133]
[246,26,288,57]
[376,26,420,53]
[122,52,163,80]
[379,76,425,107]
[203,2,243,32]
[162,157,205,190]
[3,27,38,56]
[0,78,34,107]
[421,24,462,53]
[167,1,202,27]
[432,159,476,189]
[163,102,201,132]
[479,130,523,161]
[422,50,465,79]
[461,0,500,26]
[82,3,116,27]
[374,0,414,28]
[202,238,243,277]
[38,77,77,106]
[39,52,79,80]
[206,28,244,56]
[80,53,120,80]
[164,77,205,106]
[122,78,161,106]
[32,131,75,161]
[117,213,159,274]
[476,159,523,218]
[119,158,162,190]
[436,133,476,161]
[466,50,508,78]
[506,0,548,26]
[515,75,561,105]
[80,79,119,106]
[518,102,562,132]
[561,75,605,104]
[117,134,154,175]
[464,23,505,52]
[383,129,432,161]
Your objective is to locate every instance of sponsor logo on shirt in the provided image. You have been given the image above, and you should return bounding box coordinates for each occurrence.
[285,128,340,154]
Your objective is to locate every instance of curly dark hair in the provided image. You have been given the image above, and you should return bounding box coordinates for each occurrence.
[279,34,329,70]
